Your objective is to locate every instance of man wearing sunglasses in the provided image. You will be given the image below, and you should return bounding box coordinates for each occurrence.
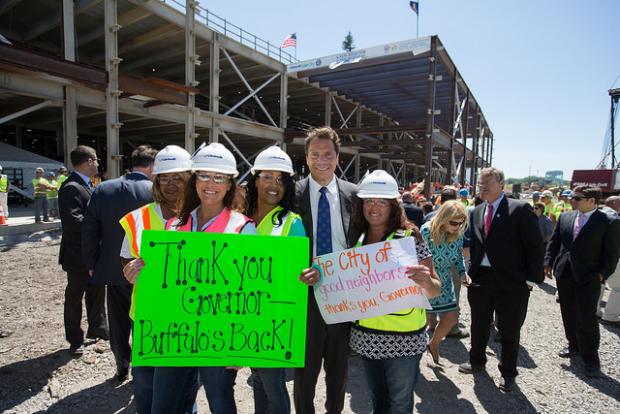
[544,186,620,378]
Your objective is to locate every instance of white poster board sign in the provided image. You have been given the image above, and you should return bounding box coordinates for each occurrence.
[313,237,431,324]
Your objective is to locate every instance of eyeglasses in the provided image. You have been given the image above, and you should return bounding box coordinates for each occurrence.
[258,174,284,186]
[157,175,184,185]
[88,158,101,162]
[363,199,390,207]
[448,220,465,227]
[195,172,230,184]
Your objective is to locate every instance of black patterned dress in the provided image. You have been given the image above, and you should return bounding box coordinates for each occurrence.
[420,223,466,313]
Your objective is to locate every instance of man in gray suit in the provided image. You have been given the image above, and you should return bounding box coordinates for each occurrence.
[82,145,157,380]
[294,127,360,414]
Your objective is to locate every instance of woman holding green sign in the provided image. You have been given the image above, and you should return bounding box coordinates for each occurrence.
[244,146,305,414]
[119,145,196,414]
[151,142,256,414]
[349,170,440,414]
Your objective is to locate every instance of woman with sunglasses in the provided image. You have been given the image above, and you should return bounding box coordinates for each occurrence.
[244,146,306,414]
[119,145,194,414]
[151,142,256,414]
[420,200,469,364]
[350,170,440,414]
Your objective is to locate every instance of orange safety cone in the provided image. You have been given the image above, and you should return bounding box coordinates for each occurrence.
[0,202,7,226]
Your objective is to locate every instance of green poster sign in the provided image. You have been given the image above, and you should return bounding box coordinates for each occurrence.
[132,230,309,368]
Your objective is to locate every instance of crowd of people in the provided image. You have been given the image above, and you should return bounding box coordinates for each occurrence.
[53,126,620,414]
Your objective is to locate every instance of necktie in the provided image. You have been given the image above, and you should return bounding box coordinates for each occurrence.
[573,213,586,240]
[485,204,494,237]
[316,187,333,256]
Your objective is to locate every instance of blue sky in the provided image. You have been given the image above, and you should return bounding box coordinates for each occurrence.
[189,0,619,179]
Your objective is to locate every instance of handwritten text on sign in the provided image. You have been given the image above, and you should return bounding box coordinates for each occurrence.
[313,237,431,324]
[132,230,309,368]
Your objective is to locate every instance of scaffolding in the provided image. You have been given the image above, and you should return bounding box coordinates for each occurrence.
[0,0,491,196]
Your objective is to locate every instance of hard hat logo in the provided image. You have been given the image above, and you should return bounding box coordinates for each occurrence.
[152,145,192,175]
[358,170,399,199]
[251,146,294,175]
[192,143,239,177]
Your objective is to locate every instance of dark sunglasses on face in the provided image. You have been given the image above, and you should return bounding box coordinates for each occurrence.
[572,196,586,202]
[195,172,229,184]
[449,219,465,226]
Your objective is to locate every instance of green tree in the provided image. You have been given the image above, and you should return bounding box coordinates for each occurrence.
[342,31,355,52]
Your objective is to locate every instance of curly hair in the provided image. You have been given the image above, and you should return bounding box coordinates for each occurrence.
[244,171,296,226]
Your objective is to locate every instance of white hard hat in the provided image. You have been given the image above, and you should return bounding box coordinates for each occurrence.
[0,164,3,171]
[192,142,238,177]
[35,167,44,173]
[152,145,192,175]
[251,146,294,175]
[357,170,400,199]
[542,190,553,198]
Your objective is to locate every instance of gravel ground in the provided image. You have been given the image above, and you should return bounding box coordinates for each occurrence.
[1,235,619,413]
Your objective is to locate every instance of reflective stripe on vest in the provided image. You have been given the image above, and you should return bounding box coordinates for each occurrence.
[0,175,8,193]
[119,202,165,258]
[166,208,252,234]
[256,206,301,236]
[355,229,427,333]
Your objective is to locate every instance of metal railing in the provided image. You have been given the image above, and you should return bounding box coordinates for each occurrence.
[163,0,297,64]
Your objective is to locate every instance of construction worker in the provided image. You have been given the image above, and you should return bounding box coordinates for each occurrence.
[119,145,193,414]
[0,164,9,221]
[57,166,69,189]
[531,191,541,207]
[245,146,307,414]
[459,188,470,207]
[32,167,54,222]
[540,190,554,219]
[151,142,256,414]
[46,172,59,219]
[350,170,440,413]
[552,189,573,225]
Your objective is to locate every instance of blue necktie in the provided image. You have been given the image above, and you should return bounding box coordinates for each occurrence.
[316,187,333,256]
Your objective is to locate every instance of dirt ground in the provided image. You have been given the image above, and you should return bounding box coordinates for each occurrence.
[1,233,619,413]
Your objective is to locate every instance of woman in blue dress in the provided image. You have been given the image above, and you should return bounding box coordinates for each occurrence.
[421,200,469,363]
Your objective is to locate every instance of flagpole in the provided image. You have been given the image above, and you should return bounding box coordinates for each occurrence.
[416,1,420,38]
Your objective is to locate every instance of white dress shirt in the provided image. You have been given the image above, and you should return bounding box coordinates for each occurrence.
[481,193,505,267]
[308,175,347,257]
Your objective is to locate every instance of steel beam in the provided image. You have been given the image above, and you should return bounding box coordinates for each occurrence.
[0,100,61,124]
[78,6,151,47]
[104,0,121,178]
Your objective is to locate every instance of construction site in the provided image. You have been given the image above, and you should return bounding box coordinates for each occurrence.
[0,0,492,201]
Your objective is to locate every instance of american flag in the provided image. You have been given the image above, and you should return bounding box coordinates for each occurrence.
[281,33,297,49]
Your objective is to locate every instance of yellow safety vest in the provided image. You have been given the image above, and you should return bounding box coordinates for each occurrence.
[0,175,7,193]
[119,202,166,320]
[56,174,68,190]
[356,229,427,333]
[46,180,58,199]
[256,206,301,236]
[32,177,49,197]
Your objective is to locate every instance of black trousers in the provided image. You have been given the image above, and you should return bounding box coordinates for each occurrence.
[556,270,601,368]
[294,291,351,414]
[63,266,107,347]
[467,268,530,378]
[107,284,133,371]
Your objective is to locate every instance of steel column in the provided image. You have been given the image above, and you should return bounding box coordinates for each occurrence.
[460,92,470,186]
[423,38,437,197]
[446,74,457,184]
[104,0,121,178]
[185,0,198,152]
[279,73,288,129]
[62,0,78,168]
[209,34,220,142]
[324,93,332,127]
[354,153,361,183]
[470,111,480,191]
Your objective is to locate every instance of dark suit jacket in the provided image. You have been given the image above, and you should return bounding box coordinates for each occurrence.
[295,176,360,263]
[58,172,93,270]
[403,202,424,229]
[545,209,620,284]
[82,172,153,285]
[469,196,544,284]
